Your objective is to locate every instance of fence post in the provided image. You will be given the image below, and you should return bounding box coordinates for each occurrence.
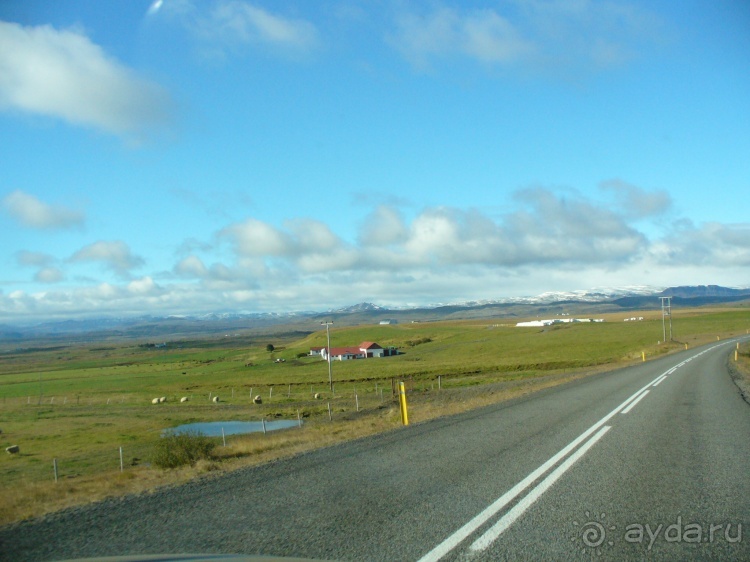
[327,402,332,421]
[297,409,302,428]
[53,458,59,482]
[355,393,359,412]
[221,427,226,447]
[119,446,124,472]
[262,418,267,435]
[399,382,409,426]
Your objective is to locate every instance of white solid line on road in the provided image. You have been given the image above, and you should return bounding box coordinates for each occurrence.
[417,380,661,562]
[469,426,612,553]
[652,376,667,387]
[417,346,728,562]
[621,390,650,414]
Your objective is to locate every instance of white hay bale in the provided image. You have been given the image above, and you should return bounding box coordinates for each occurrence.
[159,396,167,403]
[151,398,160,404]
[253,395,262,404]
[6,445,19,454]
[180,396,189,403]
[212,396,220,403]
[314,393,322,400]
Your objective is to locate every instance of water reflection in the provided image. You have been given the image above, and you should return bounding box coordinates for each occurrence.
[165,419,300,437]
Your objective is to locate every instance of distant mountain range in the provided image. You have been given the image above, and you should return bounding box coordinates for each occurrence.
[1,285,748,342]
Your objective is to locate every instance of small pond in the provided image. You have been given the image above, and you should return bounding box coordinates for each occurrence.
[164,420,300,437]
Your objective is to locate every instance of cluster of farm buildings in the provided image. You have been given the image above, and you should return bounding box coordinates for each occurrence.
[309,341,399,361]
[515,318,605,327]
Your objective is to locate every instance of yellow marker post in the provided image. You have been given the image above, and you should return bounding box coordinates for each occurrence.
[398,381,409,426]
[641,351,645,362]
[685,343,688,350]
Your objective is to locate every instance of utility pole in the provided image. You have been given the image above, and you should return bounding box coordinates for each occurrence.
[660,296,673,341]
[321,321,334,391]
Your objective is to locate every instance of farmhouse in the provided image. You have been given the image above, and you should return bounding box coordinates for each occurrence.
[311,341,397,361]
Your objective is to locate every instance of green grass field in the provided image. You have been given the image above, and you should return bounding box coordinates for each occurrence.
[1,307,748,523]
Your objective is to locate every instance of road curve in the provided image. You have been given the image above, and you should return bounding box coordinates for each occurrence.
[2,339,749,561]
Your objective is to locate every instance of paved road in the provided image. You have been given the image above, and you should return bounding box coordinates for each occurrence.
[3,339,749,561]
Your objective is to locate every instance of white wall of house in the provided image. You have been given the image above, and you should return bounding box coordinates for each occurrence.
[363,347,385,357]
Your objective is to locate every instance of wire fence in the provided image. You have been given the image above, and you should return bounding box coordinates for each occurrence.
[1,378,422,486]
[0,371,559,486]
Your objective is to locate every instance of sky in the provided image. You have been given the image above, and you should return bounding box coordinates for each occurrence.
[1,0,749,323]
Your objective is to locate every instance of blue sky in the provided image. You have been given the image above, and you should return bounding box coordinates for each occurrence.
[1,0,749,322]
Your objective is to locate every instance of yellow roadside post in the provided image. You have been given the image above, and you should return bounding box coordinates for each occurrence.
[641,351,645,362]
[399,381,409,426]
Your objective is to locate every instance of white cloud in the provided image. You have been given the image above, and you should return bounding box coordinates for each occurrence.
[390,1,663,72]
[652,221,750,267]
[211,1,318,49]
[35,267,65,284]
[160,0,318,57]
[174,255,209,278]
[127,276,162,295]
[359,205,409,247]
[69,241,144,277]
[16,250,65,284]
[220,218,294,257]
[599,179,672,218]
[3,190,85,229]
[16,250,55,267]
[0,21,172,138]
[392,7,532,68]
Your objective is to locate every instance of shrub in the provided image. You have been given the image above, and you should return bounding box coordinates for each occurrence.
[150,431,216,469]
[405,337,432,347]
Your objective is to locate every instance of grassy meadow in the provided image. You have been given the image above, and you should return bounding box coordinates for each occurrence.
[1,307,749,523]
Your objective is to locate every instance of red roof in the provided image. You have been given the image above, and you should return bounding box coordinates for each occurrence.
[327,346,365,356]
[360,341,383,349]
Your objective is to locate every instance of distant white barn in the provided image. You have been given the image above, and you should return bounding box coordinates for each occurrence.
[516,318,604,327]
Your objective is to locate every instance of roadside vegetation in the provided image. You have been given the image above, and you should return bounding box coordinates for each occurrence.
[1,307,748,524]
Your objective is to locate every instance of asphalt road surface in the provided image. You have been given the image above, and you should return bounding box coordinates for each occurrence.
[3,338,749,561]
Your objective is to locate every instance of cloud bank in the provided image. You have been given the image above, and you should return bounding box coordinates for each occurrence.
[4,184,748,321]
